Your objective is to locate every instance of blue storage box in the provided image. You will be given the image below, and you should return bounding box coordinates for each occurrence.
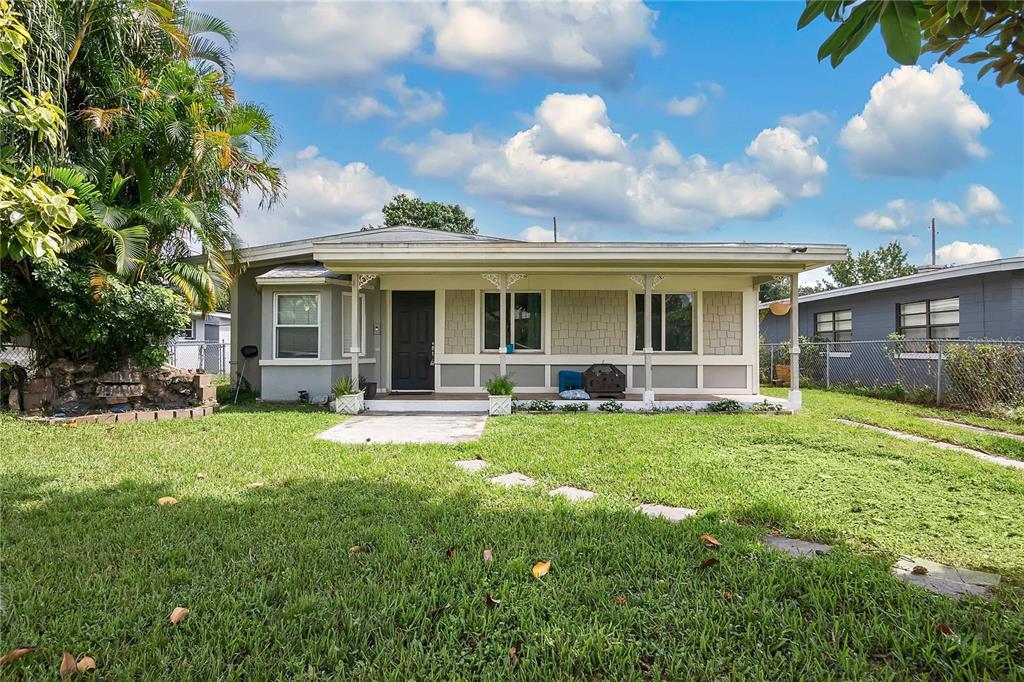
[558,370,583,393]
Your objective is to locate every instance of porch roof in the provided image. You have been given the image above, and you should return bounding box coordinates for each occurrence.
[239,226,847,275]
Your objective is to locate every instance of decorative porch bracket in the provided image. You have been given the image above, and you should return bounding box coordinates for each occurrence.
[348,273,378,386]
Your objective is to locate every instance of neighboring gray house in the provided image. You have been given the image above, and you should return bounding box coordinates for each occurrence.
[761,257,1024,346]
[169,311,231,372]
[228,226,845,411]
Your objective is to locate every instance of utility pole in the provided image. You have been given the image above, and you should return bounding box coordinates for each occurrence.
[552,216,558,243]
[930,218,937,266]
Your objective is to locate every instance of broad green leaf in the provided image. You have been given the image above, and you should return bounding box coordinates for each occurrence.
[879,1,922,65]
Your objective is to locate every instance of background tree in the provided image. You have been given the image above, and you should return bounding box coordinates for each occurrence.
[799,1,1024,93]
[826,241,916,288]
[374,194,477,234]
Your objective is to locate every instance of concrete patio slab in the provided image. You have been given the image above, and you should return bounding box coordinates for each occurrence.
[833,419,1024,471]
[549,486,596,502]
[635,503,698,522]
[316,414,488,445]
[765,535,832,558]
[892,556,999,598]
[454,459,488,472]
[489,472,536,488]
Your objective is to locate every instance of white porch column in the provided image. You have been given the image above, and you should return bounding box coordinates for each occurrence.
[350,272,361,386]
[643,274,654,403]
[789,272,802,412]
[498,274,507,376]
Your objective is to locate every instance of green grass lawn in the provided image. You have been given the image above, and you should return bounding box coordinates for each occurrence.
[2,391,1023,679]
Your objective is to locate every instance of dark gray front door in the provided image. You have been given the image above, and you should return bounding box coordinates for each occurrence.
[391,291,434,390]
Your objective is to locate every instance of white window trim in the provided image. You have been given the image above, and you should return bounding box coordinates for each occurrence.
[274,292,321,360]
[481,290,545,353]
[341,291,368,357]
[180,319,196,340]
[632,292,696,354]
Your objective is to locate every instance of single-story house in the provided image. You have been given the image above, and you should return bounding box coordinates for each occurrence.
[761,257,1024,346]
[229,226,846,411]
[169,311,231,372]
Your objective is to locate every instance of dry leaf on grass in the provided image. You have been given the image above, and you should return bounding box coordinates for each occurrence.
[614,595,627,606]
[508,645,519,662]
[936,623,954,637]
[445,547,455,559]
[700,534,721,549]
[195,473,206,480]
[697,557,719,569]
[722,590,735,602]
[427,603,451,621]
[157,496,177,506]
[911,565,929,575]
[0,647,34,665]
[76,656,96,673]
[66,421,78,428]
[485,592,501,608]
[349,545,370,554]
[60,651,77,678]
[170,607,190,625]
[483,549,493,563]
[531,560,551,579]
[245,482,265,490]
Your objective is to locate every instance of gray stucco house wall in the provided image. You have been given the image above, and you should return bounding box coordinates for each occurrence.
[761,259,1024,343]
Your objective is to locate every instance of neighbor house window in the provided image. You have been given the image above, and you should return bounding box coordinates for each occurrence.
[275,293,319,359]
[898,297,959,350]
[815,310,852,350]
[634,293,693,352]
[180,319,196,340]
[483,292,542,350]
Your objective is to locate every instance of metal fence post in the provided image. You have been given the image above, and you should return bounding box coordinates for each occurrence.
[935,340,943,406]
[770,345,775,383]
[825,341,831,389]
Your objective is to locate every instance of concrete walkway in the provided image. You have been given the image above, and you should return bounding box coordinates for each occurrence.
[920,417,1024,443]
[316,414,488,445]
[833,419,1024,471]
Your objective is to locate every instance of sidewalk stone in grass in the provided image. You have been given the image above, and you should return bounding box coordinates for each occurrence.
[454,460,488,473]
[635,503,698,522]
[892,556,999,598]
[765,535,832,558]
[489,472,536,488]
[549,486,595,503]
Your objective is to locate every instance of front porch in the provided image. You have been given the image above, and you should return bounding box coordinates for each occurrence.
[365,391,787,414]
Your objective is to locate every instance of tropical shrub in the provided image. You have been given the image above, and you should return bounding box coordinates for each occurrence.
[943,343,1024,413]
[706,399,743,413]
[6,260,189,370]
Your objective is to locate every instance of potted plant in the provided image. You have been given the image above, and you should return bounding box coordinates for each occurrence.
[485,374,515,416]
[332,376,363,414]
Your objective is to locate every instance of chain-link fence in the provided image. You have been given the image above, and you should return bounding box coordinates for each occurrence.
[0,345,36,370]
[167,341,229,374]
[761,339,1024,413]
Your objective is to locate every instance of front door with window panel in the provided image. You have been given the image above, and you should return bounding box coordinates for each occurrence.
[392,291,435,390]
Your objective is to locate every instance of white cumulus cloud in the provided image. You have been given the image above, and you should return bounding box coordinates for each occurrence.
[779,110,830,134]
[330,75,444,125]
[234,149,413,245]
[667,93,706,117]
[840,64,990,177]
[388,93,827,233]
[212,1,657,85]
[935,241,1001,265]
[965,184,1010,223]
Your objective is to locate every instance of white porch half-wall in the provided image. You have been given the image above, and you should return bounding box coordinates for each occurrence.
[378,272,760,396]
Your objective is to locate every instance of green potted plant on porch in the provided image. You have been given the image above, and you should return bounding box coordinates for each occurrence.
[485,374,515,416]
[332,376,364,414]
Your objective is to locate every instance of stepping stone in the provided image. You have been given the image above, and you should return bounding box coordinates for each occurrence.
[634,503,698,522]
[454,459,488,472]
[892,555,999,598]
[549,486,595,503]
[488,472,536,488]
[764,534,832,558]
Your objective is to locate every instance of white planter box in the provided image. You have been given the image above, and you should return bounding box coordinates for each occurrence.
[333,391,364,415]
[488,394,512,416]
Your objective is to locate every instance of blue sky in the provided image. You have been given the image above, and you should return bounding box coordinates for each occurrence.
[209,1,1022,276]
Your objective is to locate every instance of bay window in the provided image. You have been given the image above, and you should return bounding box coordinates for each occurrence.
[275,293,319,359]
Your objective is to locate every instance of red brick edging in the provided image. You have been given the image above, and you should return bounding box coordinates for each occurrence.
[32,404,219,425]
